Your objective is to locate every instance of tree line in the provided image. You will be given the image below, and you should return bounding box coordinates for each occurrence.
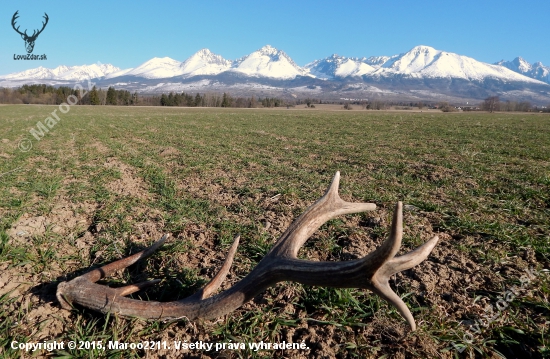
[88,86,137,105]
[0,84,287,108]
[158,91,285,108]
[1,84,549,112]
[480,96,543,113]
[0,84,138,106]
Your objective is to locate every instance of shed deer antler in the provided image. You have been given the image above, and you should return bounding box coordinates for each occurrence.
[57,172,438,330]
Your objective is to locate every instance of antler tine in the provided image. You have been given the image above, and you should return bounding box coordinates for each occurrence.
[368,202,440,331]
[81,234,169,282]
[382,235,439,277]
[188,235,241,301]
[359,202,404,273]
[268,171,377,258]
[371,280,418,330]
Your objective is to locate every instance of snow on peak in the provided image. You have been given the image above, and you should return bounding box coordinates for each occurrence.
[124,57,183,79]
[364,55,394,68]
[496,57,532,73]
[179,49,231,77]
[0,63,122,81]
[496,57,550,83]
[258,45,279,55]
[532,62,550,83]
[382,45,442,72]
[231,45,305,79]
[410,45,438,53]
[305,54,374,79]
[190,49,231,65]
[515,57,533,73]
[361,45,543,83]
[144,57,180,66]
[196,48,213,56]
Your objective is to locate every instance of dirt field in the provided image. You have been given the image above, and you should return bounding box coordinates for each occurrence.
[0,105,549,358]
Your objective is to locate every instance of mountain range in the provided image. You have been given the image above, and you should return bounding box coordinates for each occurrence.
[495,57,550,84]
[2,45,550,104]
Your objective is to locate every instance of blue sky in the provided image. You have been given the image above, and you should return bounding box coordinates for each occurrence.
[1,0,549,74]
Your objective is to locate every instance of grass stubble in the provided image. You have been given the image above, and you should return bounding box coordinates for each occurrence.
[0,105,549,358]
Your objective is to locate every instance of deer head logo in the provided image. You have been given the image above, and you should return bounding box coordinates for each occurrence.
[12,11,49,54]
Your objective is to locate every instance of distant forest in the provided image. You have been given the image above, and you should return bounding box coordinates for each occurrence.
[1,84,548,112]
[0,84,289,108]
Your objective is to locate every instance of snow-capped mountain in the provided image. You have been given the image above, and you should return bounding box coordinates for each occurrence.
[495,57,550,84]
[179,49,232,77]
[231,45,306,79]
[1,45,549,103]
[529,62,549,83]
[116,57,183,79]
[372,45,541,83]
[496,57,532,73]
[110,49,233,79]
[305,45,543,84]
[2,45,544,84]
[106,46,302,80]
[305,54,375,79]
[1,63,121,81]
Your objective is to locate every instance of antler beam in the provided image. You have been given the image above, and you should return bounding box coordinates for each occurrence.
[11,11,25,37]
[34,13,49,38]
[57,172,438,330]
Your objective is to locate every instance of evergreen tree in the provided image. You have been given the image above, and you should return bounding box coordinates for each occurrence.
[174,93,182,106]
[89,86,100,105]
[55,87,65,105]
[106,87,117,105]
[221,92,232,107]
